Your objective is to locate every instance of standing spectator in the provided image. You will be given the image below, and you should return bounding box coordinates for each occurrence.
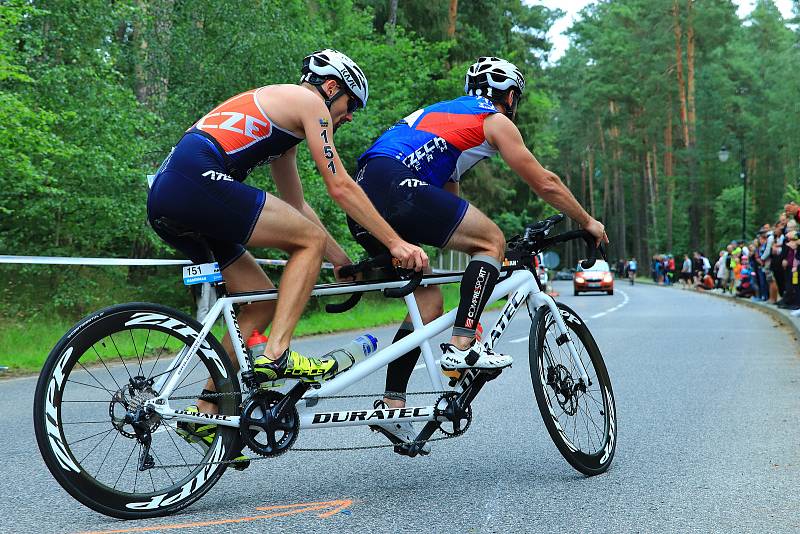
[680,254,692,286]
[701,252,711,277]
[655,255,664,284]
[692,251,703,285]
[779,230,799,311]
[628,257,638,285]
[715,250,728,290]
[666,254,675,285]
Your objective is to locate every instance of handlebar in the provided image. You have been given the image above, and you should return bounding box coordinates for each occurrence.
[324,254,423,313]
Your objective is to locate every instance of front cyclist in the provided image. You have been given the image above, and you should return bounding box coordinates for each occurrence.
[348,57,607,450]
[147,50,428,462]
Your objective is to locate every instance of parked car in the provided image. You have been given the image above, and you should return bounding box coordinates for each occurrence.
[573,260,614,295]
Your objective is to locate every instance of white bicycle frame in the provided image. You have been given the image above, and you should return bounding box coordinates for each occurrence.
[146,267,590,431]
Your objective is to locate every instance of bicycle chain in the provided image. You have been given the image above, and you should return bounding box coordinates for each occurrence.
[150,389,462,469]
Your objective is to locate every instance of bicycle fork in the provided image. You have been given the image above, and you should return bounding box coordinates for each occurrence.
[527,289,591,386]
[480,276,591,386]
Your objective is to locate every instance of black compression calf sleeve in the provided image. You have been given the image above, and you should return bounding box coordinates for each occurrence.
[453,255,501,338]
[384,322,421,397]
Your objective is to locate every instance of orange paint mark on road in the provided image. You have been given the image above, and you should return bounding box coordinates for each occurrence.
[256,499,353,518]
[78,499,354,534]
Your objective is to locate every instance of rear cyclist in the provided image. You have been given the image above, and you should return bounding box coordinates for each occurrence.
[147,50,428,463]
[348,57,607,449]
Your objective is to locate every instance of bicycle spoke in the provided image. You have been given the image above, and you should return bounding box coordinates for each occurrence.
[113,441,137,490]
[578,402,604,448]
[75,359,119,394]
[148,331,173,380]
[175,356,203,392]
[87,344,124,391]
[149,447,175,486]
[63,420,112,425]
[71,428,118,446]
[172,376,209,392]
[77,429,115,464]
[108,333,133,380]
[129,328,142,377]
[66,377,115,395]
[162,423,194,472]
[95,430,120,479]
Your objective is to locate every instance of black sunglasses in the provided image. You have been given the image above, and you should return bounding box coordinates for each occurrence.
[345,91,361,114]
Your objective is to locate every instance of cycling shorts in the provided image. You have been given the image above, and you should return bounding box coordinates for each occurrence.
[347,156,469,254]
[146,132,266,269]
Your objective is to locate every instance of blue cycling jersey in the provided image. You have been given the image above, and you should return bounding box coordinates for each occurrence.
[358,96,499,188]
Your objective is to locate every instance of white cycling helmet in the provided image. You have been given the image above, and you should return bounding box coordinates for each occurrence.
[301,48,369,110]
[464,56,526,98]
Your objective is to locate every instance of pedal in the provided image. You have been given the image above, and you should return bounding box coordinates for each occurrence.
[442,368,463,387]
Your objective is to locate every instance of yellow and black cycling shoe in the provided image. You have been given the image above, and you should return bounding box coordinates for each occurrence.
[253,348,338,383]
[176,405,250,471]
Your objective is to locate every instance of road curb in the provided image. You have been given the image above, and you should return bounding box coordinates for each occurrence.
[644,281,800,344]
[701,290,800,342]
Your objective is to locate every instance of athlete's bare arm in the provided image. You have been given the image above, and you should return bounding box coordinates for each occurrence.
[297,94,428,270]
[484,113,608,245]
[270,145,351,268]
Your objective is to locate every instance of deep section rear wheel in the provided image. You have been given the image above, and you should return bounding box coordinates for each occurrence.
[529,302,616,475]
[33,302,240,519]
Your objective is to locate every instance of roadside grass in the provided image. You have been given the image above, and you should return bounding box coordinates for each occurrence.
[1,283,504,376]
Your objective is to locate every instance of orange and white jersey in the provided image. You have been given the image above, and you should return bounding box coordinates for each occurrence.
[188,87,302,179]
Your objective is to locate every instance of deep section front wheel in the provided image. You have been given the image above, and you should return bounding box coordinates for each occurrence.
[33,302,240,519]
[529,302,617,475]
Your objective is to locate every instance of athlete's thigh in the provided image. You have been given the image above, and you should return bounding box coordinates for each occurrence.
[221,251,275,293]
[246,193,324,251]
[445,204,504,256]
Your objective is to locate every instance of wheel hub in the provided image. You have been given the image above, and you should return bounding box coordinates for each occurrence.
[547,364,583,416]
[109,376,160,439]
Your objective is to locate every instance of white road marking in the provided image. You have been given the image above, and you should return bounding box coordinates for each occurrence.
[509,336,529,344]
[589,289,630,319]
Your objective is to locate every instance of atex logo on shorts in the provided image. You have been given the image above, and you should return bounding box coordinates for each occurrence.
[399,178,428,188]
[202,170,233,182]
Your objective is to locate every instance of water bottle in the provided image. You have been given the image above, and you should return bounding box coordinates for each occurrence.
[322,334,378,376]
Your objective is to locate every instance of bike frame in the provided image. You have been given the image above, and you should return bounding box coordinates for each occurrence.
[147,267,590,431]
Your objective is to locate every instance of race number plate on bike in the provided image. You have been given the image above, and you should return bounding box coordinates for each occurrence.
[183,262,222,285]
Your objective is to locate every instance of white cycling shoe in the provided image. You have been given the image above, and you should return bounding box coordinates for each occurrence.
[371,400,431,455]
[440,342,513,370]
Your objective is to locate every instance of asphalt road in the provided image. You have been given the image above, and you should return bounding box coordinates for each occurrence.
[2,281,799,533]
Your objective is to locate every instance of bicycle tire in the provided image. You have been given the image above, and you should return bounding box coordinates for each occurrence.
[529,302,617,476]
[33,302,240,519]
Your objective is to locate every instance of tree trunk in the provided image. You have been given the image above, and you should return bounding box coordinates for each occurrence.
[588,148,596,215]
[664,106,674,251]
[597,116,610,222]
[608,101,626,257]
[686,0,697,147]
[134,0,174,110]
[447,0,458,38]
[672,1,689,149]
[388,0,398,28]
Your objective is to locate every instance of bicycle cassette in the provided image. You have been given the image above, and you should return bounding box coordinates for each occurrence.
[239,390,299,457]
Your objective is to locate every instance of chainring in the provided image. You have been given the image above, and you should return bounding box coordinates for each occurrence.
[435,392,472,437]
[239,390,299,457]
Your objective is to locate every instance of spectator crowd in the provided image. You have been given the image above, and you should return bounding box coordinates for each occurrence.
[621,202,800,317]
